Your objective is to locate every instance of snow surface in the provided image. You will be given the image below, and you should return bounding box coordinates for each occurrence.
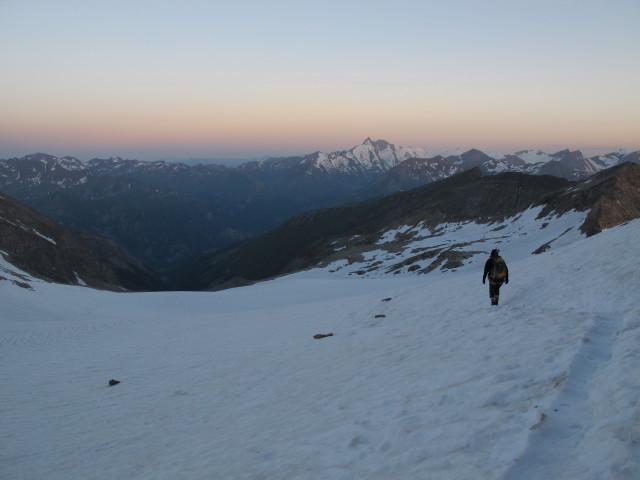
[593,153,628,170]
[513,151,554,165]
[1,217,639,479]
[474,150,506,161]
[335,207,588,277]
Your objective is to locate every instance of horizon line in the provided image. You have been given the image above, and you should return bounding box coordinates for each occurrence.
[1,139,636,164]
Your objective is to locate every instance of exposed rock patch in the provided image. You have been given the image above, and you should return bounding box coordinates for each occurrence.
[539,163,640,236]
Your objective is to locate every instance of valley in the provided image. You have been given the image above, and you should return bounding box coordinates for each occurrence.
[1,139,638,287]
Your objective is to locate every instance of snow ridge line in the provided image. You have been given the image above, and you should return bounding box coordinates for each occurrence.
[501,314,618,480]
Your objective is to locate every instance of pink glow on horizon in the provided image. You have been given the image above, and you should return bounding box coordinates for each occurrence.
[1,1,638,161]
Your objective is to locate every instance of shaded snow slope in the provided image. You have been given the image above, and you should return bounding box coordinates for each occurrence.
[324,207,588,278]
[1,219,639,479]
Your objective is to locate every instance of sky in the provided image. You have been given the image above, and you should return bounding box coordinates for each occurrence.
[1,0,639,161]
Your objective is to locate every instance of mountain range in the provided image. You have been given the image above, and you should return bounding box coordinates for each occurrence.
[169,163,640,290]
[1,139,638,287]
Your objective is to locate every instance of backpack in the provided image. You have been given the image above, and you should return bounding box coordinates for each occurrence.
[491,257,507,282]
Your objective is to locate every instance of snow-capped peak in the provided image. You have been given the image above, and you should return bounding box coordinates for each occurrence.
[438,148,464,158]
[513,150,554,165]
[481,150,506,161]
[57,156,86,171]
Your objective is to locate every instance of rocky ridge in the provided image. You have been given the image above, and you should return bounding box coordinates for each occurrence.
[170,163,640,291]
[0,192,161,291]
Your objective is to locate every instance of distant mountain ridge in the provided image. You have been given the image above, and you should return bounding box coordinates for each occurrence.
[1,140,638,271]
[2,139,635,194]
[243,138,432,175]
[356,146,639,200]
[2,142,636,202]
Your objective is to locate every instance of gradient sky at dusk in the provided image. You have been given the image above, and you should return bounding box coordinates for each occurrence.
[1,0,639,161]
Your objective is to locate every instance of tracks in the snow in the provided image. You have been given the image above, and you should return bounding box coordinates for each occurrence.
[501,314,618,480]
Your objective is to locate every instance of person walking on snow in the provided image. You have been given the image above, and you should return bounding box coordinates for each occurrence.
[483,249,509,305]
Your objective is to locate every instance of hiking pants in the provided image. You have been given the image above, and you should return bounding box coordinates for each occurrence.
[489,280,503,298]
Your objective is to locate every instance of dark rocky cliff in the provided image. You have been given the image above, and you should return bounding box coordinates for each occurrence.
[539,162,640,236]
[0,192,162,291]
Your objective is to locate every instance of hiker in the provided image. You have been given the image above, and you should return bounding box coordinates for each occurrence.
[482,249,509,305]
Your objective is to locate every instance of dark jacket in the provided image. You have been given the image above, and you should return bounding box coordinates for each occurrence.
[483,257,509,284]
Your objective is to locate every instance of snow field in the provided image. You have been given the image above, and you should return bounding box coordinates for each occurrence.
[334,207,588,278]
[1,218,639,479]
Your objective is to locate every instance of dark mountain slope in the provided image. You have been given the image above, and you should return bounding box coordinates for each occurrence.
[352,156,463,200]
[169,168,572,290]
[0,192,162,291]
[539,162,640,236]
[29,176,234,272]
[86,158,286,223]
